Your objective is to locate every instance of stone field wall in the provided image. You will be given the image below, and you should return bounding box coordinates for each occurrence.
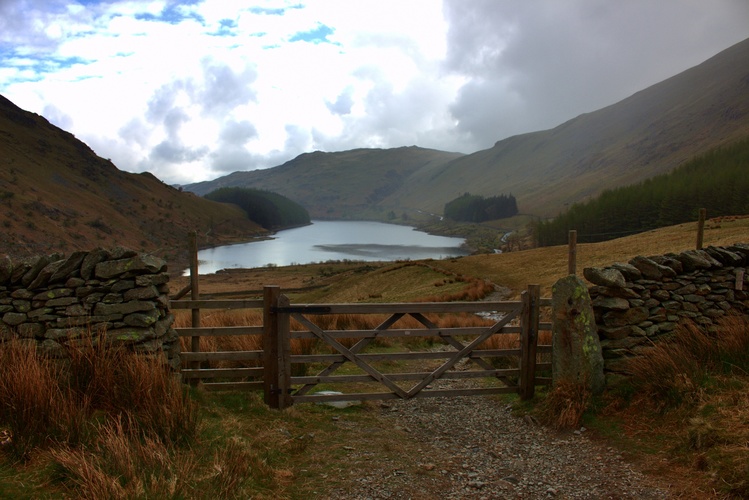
[583,244,749,380]
[0,248,179,369]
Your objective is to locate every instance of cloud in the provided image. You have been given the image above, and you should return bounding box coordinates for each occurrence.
[199,59,258,116]
[150,140,208,164]
[325,87,354,115]
[442,0,749,147]
[219,119,258,145]
[1,0,748,187]
[42,103,73,130]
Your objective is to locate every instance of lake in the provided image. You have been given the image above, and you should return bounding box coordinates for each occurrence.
[191,220,468,274]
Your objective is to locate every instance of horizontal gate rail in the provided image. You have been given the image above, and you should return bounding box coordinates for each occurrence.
[181,367,264,379]
[176,326,263,337]
[275,300,524,315]
[292,386,519,404]
[201,381,264,392]
[180,351,263,363]
[292,368,520,384]
[171,299,264,310]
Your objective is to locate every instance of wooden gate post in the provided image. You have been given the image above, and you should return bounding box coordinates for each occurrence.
[263,286,292,409]
[263,286,280,408]
[188,231,201,385]
[277,294,292,409]
[519,284,541,400]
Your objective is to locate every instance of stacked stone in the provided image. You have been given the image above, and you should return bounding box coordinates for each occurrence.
[583,244,749,379]
[0,247,179,370]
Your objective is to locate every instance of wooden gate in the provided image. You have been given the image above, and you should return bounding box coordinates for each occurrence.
[173,285,551,409]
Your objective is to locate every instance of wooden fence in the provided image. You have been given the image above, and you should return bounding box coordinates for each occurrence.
[172,284,551,409]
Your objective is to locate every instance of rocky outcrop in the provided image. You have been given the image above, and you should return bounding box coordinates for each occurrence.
[583,244,749,383]
[0,248,179,369]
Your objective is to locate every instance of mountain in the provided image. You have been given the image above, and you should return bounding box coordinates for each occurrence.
[0,95,265,261]
[186,146,465,218]
[187,37,749,219]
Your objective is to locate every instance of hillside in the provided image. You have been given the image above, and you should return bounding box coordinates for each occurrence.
[186,146,464,219]
[0,95,265,262]
[421,38,749,217]
[187,37,749,219]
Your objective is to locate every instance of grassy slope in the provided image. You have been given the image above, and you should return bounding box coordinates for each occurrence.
[185,146,465,219]
[0,95,265,262]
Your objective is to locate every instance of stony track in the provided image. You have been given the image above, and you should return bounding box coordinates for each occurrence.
[327,382,682,499]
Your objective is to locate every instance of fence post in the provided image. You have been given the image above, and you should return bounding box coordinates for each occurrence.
[696,208,706,250]
[568,230,577,275]
[188,231,201,385]
[519,284,540,400]
[277,294,292,409]
[263,286,281,409]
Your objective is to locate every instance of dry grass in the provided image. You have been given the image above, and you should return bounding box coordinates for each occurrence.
[0,340,71,458]
[50,418,198,500]
[536,379,592,430]
[626,314,749,409]
[591,315,749,497]
[0,336,199,459]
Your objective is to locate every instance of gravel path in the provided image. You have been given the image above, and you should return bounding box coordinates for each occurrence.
[327,381,680,499]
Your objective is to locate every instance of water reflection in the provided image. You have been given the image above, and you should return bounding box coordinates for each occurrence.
[191,220,468,274]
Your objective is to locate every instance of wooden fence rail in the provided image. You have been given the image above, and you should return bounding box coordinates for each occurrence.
[172,284,551,409]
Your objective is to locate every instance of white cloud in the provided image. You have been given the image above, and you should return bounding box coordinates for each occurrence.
[0,0,747,185]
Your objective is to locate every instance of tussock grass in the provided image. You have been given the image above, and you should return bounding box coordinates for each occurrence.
[626,314,749,409]
[50,418,199,500]
[536,379,591,430]
[0,340,71,458]
[0,337,200,456]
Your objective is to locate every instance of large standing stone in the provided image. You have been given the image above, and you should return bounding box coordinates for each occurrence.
[551,275,605,394]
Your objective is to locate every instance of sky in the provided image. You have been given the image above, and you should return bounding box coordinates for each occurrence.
[1,1,748,186]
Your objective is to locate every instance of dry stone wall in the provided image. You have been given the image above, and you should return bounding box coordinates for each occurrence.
[583,244,749,381]
[0,247,179,369]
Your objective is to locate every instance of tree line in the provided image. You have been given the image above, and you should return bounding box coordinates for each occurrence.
[444,193,518,223]
[205,187,310,230]
[535,138,749,246]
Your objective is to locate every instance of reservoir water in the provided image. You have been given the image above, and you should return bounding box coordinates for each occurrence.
[192,220,468,274]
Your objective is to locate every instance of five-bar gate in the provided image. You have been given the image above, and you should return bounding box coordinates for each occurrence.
[173,285,551,409]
